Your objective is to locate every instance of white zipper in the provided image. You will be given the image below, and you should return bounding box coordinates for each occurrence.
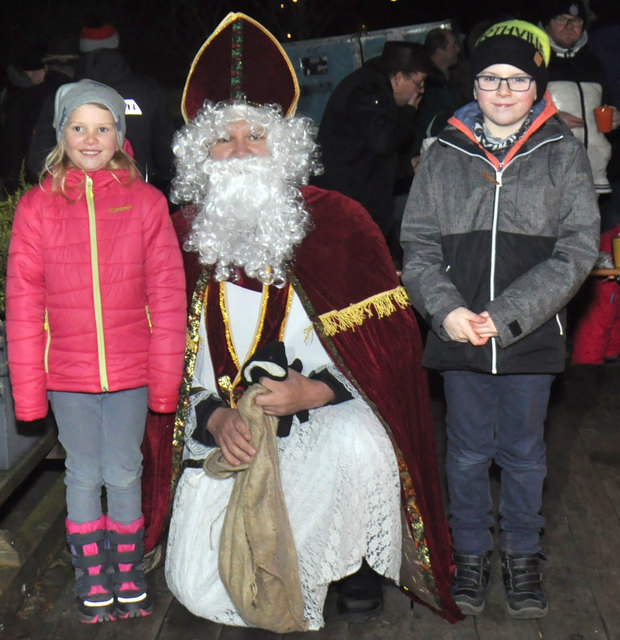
[490,167,503,375]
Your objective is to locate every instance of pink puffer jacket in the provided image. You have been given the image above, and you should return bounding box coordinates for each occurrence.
[6,168,187,421]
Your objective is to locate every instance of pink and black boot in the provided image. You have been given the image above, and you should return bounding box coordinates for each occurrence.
[66,515,116,623]
[106,515,154,619]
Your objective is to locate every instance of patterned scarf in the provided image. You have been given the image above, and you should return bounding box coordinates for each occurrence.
[473,111,533,161]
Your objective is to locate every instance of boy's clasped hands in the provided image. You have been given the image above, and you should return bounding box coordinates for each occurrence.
[443,307,498,345]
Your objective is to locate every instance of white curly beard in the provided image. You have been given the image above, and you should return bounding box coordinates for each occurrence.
[184,154,310,287]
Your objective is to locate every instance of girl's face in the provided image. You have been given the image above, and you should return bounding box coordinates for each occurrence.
[64,103,119,172]
[474,63,537,139]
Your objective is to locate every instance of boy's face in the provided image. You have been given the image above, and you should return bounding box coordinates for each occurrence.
[474,64,537,140]
[64,103,118,172]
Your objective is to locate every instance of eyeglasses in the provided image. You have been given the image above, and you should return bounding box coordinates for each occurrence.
[405,74,425,90]
[475,75,534,92]
[552,15,584,27]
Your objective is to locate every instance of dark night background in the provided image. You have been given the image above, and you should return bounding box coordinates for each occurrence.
[3,0,544,96]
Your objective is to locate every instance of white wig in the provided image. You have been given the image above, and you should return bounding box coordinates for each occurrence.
[171,101,322,287]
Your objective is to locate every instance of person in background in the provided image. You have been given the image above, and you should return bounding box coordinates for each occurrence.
[0,48,48,190]
[6,79,186,624]
[401,20,599,619]
[28,22,175,195]
[542,0,620,195]
[315,40,432,267]
[411,27,467,153]
[588,0,620,231]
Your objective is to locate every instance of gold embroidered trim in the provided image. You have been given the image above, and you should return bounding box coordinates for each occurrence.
[219,280,271,371]
[317,286,410,336]
[171,267,211,498]
[278,285,294,342]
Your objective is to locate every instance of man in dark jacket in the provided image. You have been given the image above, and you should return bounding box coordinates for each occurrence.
[411,28,467,153]
[27,23,174,193]
[315,41,432,262]
[0,51,48,190]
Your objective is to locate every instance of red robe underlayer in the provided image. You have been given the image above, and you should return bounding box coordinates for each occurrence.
[571,225,620,364]
[141,185,461,622]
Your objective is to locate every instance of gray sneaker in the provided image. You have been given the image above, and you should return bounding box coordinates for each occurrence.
[450,551,492,615]
[501,552,548,618]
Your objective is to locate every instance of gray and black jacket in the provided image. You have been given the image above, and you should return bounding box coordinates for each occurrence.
[401,94,600,375]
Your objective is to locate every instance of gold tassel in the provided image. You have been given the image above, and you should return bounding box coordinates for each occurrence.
[318,286,410,337]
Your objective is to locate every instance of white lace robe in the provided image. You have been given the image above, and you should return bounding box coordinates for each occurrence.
[165,282,402,630]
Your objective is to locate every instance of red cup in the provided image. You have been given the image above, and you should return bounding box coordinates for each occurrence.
[594,105,613,133]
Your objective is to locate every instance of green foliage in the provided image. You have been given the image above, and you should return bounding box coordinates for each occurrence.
[0,172,32,318]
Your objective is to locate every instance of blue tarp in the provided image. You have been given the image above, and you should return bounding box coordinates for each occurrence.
[282,20,450,124]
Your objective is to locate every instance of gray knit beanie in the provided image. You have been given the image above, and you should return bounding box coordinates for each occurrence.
[53,79,127,143]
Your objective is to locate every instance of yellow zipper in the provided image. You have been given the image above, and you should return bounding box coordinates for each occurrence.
[43,308,50,373]
[86,175,109,391]
[145,305,152,332]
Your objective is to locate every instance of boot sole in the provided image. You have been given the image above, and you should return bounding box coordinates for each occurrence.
[76,597,116,623]
[336,599,383,622]
[117,607,154,619]
[78,610,116,624]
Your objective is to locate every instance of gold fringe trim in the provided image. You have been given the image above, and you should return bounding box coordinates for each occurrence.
[317,286,410,337]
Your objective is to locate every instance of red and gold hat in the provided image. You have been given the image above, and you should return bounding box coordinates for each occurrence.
[181,12,300,123]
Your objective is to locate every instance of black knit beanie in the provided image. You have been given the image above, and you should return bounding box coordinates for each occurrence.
[470,20,551,99]
[540,1,586,27]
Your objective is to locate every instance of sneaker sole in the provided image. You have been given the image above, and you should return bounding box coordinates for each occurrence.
[507,603,548,619]
[454,598,485,616]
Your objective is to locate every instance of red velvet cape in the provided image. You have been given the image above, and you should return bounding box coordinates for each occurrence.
[141,185,461,622]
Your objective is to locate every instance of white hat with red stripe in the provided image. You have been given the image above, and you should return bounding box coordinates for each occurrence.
[79,23,120,53]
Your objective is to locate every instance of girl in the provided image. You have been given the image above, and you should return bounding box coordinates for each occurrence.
[401,21,599,618]
[5,79,186,623]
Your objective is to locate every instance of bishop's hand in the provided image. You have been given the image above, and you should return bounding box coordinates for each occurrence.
[255,368,336,416]
[207,407,256,466]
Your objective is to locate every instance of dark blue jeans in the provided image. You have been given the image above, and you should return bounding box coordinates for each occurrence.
[442,371,553,556]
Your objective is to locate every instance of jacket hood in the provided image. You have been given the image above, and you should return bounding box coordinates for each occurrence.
[444,91,560,168]
[450,92,554,134]
[76,49,131,85]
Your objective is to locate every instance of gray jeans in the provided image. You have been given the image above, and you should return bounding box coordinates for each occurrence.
[49,387,148,525]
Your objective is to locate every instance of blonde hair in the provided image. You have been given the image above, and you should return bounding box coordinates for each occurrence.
[41,103,138,196]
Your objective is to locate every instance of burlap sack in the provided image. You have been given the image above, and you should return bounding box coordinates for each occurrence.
[203,384,307,633]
